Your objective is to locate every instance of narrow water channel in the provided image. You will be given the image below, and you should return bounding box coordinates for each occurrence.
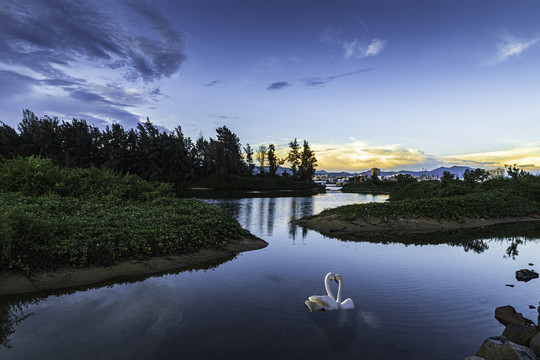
[1,191,539,359]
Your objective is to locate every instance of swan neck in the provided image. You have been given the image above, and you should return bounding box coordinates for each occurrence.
[324,273,337,303]
[336,279,343,306]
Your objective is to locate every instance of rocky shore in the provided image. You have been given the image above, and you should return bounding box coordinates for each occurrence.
[0,235,268,296]
[466,305,540,359]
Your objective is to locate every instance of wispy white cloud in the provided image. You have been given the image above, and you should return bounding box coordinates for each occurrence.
[344,38,386,59]
[208,114,239,120]
[321,27,386,60]
[365,38,386,57]
[490,35,540,65]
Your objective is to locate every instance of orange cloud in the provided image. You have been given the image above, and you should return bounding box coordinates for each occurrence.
[442,146,540,171]
[290,142,540,172]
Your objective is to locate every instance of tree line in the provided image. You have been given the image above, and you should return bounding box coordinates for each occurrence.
[0,110,317,184]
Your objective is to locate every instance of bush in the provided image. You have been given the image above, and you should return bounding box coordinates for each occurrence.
[0,156,173,200]
[319,189,540,222]
[0,194,248,272]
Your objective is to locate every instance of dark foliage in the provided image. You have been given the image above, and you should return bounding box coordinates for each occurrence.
[0,157,248,273]
[0,110,318,189]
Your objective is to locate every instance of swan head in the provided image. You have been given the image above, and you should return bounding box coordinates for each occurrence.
[334,274,343,283]
[326,272,337,282]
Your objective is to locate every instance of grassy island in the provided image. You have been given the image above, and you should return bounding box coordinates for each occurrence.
[296,168,540,236]
[0,157,265,282]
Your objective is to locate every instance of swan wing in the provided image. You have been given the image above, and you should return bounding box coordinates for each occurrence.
[308,295,330,307]
[308,295,338,310]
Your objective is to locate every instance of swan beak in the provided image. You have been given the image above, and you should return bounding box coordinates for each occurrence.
[333,277,338,283]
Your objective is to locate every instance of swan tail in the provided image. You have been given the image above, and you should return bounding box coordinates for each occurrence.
[341,298,355,310]
[305,300,325,312]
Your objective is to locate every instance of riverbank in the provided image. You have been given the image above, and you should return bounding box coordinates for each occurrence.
[294,214,540,236]
[0,235,267,296]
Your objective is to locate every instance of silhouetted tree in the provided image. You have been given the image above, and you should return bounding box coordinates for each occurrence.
[441,171,455,186]
[286,138,301,178]
[395,173,417,186]
[267,144,282,176]
[298,140,317,181]
[213,126,245,175]
[463,168,489,185]
[243,143,255,174]
[0,121,20,158]
[505,164,528,180]
[257,145,267,174]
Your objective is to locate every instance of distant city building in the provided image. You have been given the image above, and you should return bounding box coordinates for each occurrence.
[487,168,505,178]
[370,168,380,178]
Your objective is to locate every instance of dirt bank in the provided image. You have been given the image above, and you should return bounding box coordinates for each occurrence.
[0,235,267,296]
[294,214,540,236]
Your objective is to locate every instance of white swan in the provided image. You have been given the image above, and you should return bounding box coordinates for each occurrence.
[305,273,355,311]
[334,274,355,310]
[305,272,339,311]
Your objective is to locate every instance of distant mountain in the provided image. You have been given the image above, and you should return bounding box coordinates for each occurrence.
[316,166,474,179]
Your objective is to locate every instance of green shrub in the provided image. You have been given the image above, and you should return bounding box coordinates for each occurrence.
[319,189,539,222]
[0,194,248,272]
[0,156,173,200]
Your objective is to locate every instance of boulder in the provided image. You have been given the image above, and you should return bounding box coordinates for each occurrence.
[530,332,540,357]
[502,323,539,346]
[496,306,518,325]
[476,336,537,360]
[465,357,485,360]
[516,269,539,282]
[495,306,535,327]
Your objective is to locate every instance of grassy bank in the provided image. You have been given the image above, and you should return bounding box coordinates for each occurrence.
[0,157,251,273]
[315,174,540,224]
[318,189,539,222]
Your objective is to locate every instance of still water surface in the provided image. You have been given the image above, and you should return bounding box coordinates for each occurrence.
[1,191,540,359]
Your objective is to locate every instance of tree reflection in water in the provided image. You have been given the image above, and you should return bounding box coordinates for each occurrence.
[504,237,524,259]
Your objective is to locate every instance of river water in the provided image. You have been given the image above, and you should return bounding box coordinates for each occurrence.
[1,191,540,359]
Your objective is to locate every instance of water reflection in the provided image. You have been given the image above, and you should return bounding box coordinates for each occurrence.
[308,311,357,351]
[307,221,540,256]
[205,191,540,257]
[0,254,237,349]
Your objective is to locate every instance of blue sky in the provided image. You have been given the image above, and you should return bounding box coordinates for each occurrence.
[1,0,539,171]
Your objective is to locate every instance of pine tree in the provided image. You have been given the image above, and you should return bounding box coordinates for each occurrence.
[286,138,301,178]
[257,144,267,174]
[298,140,317,181]
[267,144,279,176]
[243,143,255,174]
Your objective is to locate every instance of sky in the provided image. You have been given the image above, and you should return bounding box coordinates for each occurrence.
[1,0,539,172]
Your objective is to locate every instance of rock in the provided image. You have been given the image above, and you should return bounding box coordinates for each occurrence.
[516,269,539,282]
[496,306,518,325]
[502,323,539,346]
[506,284,515,287]
[465,356,485,360]
[495,306,536,327]
[529,263,534,266]
[530,332,540,357]
[476,336,537,360]
[530,305,536,310]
